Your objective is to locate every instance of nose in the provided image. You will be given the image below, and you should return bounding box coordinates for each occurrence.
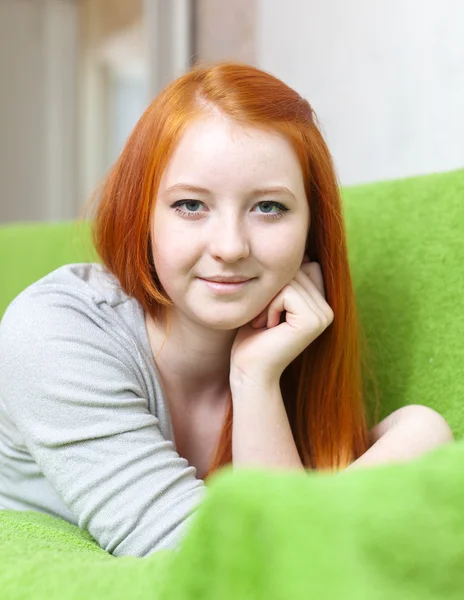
[207,214,250,262]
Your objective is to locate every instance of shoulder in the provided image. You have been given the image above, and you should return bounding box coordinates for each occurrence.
[1,262,134,333]
[0,262,143,373]
[3,262,129,312]
[0,262,152,416]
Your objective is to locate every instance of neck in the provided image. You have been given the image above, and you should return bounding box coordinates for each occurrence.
[144,310,235,406]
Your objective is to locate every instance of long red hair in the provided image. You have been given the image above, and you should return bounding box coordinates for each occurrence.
[80,61,379,478]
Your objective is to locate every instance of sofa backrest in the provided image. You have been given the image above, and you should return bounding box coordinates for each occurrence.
[0,220,98,317]
[341,167,463,432]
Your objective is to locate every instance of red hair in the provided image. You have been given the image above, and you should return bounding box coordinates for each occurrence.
[80,61,379,478]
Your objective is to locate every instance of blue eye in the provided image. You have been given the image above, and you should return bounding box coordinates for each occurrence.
[171,200,290,220]
[173,200,203,216]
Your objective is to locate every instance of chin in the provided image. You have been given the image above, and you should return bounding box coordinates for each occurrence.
[193,311,253,330]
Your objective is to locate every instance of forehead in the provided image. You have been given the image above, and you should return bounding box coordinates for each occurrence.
[159,115,304,190]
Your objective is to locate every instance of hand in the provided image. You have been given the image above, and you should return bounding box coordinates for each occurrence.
[230,256,334,387]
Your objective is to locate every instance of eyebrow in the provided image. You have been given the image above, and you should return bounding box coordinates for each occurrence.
[163,183,297,201]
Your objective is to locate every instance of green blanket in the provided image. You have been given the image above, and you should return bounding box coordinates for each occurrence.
[2,441,464,599]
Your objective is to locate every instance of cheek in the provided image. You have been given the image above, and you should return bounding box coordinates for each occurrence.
[263,224,307,261]
[151,235,177,292]
[258,257,301,303]
[265,245,303,278]
[153,215,198,263]
[152,235,196,299]
[152,224,183,268]
[153,252,180,295]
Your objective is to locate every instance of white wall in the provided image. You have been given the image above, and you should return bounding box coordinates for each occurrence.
[256,0,464,186]
[0,0,78,223]
[0,0,45,222]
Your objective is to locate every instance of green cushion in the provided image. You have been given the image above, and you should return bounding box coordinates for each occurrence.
[1,443,464,599]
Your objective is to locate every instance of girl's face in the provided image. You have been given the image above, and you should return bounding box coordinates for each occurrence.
[150,113,310,330]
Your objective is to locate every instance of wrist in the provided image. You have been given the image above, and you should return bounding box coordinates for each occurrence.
[229,368,281,392]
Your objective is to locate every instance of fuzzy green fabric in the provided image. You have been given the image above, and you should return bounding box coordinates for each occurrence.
[342,167,464,434]
[1,443,464,599]
[0,167,463,598]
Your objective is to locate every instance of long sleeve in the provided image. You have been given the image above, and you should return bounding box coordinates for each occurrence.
[0,282,206,556]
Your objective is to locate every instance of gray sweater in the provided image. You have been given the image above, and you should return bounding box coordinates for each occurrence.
[0,263,206,557]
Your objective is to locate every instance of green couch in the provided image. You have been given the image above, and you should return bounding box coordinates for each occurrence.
[1,167,463,599]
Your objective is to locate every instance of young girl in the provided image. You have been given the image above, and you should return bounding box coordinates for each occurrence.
[0,61,453,557]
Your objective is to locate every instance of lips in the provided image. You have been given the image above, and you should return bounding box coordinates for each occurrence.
[200,278,254,294]
[201,277,252,283]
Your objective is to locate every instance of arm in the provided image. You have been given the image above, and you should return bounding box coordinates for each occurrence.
[230,376,304,471]
[229,372,454,473]
[345,404,454,471]
[0,287,206,557]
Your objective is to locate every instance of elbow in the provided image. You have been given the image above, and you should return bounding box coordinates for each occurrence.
[403,404,455,445]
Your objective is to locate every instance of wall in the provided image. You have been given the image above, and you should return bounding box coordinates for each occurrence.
[194,0,256,64]
[256,0,464,185]
[0,0,78,223]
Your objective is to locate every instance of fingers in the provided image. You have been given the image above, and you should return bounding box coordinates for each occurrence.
[267,278,326,329]
[252,261,333,330]
[288,278,328,322]
[299,261,325,297]
[307,262,326,299]
[296,262,332,319]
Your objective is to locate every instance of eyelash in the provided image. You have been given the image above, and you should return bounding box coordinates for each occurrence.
[171,200,290,221]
